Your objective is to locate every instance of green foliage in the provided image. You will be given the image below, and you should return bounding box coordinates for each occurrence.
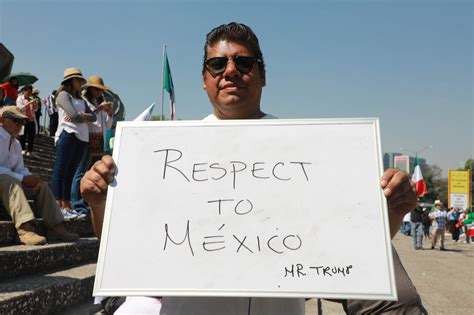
[150,114,165,121]
[463,158,473,207]
[464,159,473,171]
[420,164,447,204]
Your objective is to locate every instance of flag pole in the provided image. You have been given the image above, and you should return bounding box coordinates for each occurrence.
[161,45,166,120]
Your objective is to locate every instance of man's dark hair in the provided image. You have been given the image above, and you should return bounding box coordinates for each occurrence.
[203,22,265,78]
[22,85,33,92]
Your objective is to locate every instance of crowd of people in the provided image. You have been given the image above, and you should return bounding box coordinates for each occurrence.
[402,200,474,250]
[0,68,125,245]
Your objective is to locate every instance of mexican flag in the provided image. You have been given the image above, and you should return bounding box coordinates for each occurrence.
[412,157,427,197]
[163,52,176,120]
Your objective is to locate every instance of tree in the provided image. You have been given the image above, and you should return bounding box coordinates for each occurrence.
[464,158,473,171]
[150,114,165,121]
[463,158,473,209]
[420,164,447,204]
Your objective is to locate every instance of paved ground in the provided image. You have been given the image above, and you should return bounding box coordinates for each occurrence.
[67,232,474,314]
[307,232,474,314]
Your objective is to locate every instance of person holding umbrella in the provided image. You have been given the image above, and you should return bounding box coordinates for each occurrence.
[1,73,38,106]
[0,77,19,106]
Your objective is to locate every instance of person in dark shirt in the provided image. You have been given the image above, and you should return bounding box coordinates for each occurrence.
[422,207,431,240]
[411,204,424,249]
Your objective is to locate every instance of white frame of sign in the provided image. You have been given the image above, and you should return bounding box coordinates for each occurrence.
[94,118,396,300]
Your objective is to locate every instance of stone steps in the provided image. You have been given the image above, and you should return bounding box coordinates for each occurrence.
[0,135,103,314]
[19,166,53,183]
[0,218,94,247]
[0,237,99,281]
[24,141,56,154]
[22,134,55,183]
[0,262,96,315]
[22,158,54,170]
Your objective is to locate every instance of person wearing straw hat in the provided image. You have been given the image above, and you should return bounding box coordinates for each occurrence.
[0,106,79,245]
[70,75,113,215]
[429,200,447,250]
[81,23,427,315]
[51,68,96,221]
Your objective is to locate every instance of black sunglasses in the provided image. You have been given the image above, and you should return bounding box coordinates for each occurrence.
[205,56,262,76]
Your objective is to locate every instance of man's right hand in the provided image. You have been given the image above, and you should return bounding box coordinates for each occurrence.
[80,155,116,238]
[22,175,41,189]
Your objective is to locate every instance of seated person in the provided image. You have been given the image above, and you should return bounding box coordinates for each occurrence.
[0,106,79,245]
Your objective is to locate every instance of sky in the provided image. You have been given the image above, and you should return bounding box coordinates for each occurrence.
[0,0,472,175]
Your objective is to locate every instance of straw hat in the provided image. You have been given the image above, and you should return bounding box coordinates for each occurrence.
[84,75,111,91]
[1,106,29,120]
[61,67,86,85]
[434,200,443,205]
[32,88,40,95]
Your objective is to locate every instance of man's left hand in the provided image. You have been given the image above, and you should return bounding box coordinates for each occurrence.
[380,168,417,238]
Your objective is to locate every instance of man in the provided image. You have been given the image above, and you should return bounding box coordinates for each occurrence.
[16,85,38,157]
[447,206,460,242]
[430,200,447,250]
[402,211,412,235]
[410,204,424,249]
[44,90,58,136]
[422,206,431,239]
[0,106,79,245]
[32,88,43,135]
[102,88,125,155]
[81,22,426,314]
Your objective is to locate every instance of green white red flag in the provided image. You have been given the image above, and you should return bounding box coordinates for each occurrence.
[163,52,175,120]
[412,157,427,197]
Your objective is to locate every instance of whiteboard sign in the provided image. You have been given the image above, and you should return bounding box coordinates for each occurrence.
[94,118,396,300]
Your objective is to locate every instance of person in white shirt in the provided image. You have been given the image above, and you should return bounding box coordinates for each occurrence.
[0,106,78,245]
[81,22,427,315]
[16,85,38,157]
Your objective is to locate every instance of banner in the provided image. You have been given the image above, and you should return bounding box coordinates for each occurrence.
[448,170,471,209]
[94,118,396,300]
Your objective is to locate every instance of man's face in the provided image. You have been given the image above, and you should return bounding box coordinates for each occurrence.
[203,40,266,119]
[2,117,25,137]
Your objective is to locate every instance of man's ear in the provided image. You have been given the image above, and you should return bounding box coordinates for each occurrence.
[202,74,207,91]
[261,70,266,87]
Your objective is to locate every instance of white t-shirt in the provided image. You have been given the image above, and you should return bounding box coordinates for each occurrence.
[55,91,89,143]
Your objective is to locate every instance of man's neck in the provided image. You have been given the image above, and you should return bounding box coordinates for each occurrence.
[214,110,265,120]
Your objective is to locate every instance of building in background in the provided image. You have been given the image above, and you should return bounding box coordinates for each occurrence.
[383,152,426,173]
